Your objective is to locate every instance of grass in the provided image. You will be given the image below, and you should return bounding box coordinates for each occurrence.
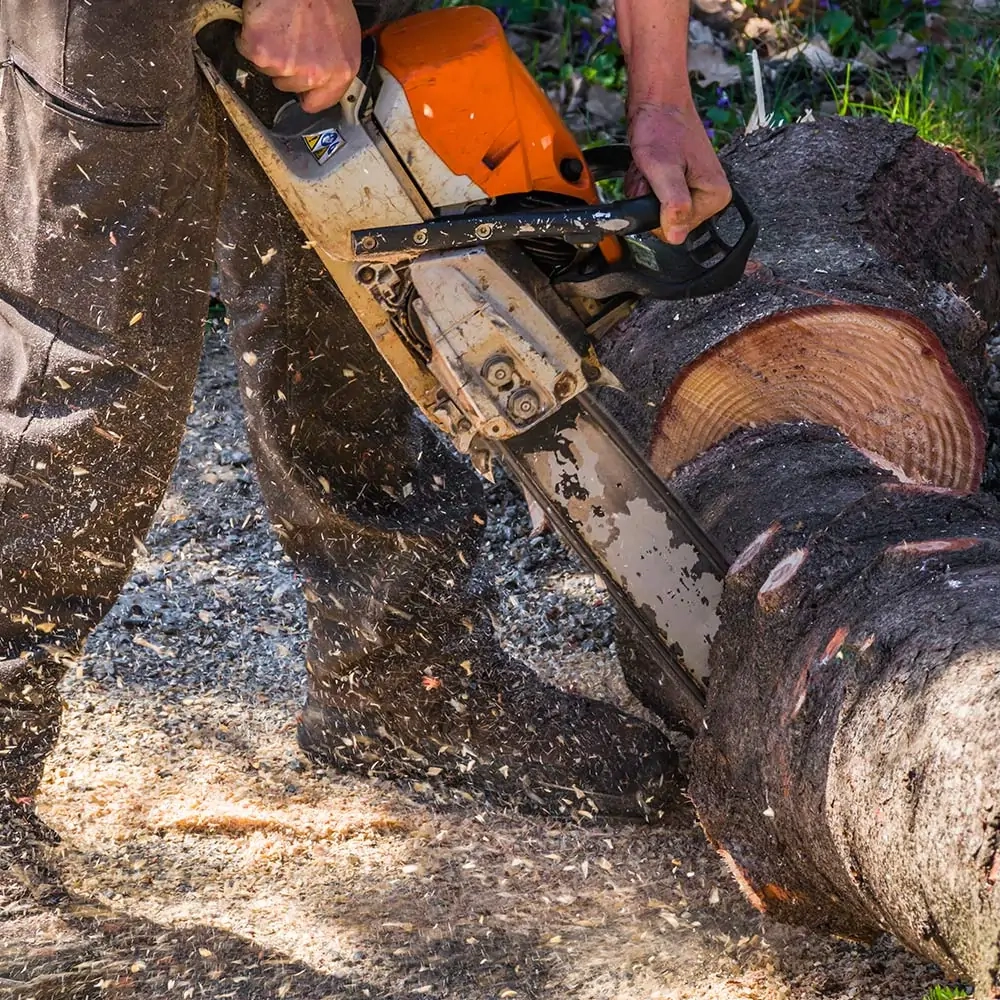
[922,986,971,1000]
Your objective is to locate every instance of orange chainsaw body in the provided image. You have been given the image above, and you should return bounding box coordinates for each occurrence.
[378,7,599,204]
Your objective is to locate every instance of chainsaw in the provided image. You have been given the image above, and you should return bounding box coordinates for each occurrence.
[193,0,757,726]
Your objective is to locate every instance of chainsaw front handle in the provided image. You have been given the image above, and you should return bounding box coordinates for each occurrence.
[193,0,370,125]
[353,187,757,300]
[193,0,243,33]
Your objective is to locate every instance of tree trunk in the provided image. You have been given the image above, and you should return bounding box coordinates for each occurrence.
[599,117,1000,993]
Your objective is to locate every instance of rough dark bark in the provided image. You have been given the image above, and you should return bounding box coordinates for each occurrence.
[677,426,1000,993]
[601,117,1000,452]
[599,117,1000,992]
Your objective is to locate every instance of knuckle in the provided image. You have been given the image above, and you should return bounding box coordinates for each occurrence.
[238,30,273,66]
[667,194,693,217]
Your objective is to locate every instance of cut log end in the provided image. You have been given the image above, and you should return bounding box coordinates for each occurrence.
[650,305,985,491]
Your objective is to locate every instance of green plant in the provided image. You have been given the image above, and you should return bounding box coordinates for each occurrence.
[830,40,1000,178]
[922,985,971,1000]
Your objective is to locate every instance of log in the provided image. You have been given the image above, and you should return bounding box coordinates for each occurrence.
[600,117,1000,993]
[650,305,985,490]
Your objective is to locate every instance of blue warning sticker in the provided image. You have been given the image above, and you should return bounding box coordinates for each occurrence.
[303,128,344,166]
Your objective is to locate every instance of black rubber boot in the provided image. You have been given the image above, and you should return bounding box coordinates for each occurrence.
[218,131,681,821]
[0,794,64,910]
[297,611,682,819]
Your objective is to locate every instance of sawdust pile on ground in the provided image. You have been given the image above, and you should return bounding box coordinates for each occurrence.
[35,322,948,999]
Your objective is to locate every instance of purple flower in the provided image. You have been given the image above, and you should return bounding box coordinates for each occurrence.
[577,28,593,56]
[494,3,509,21]
[703,119,715,139]
[716,86,730,108]
[600,15,617,39]
[916,43,928,52]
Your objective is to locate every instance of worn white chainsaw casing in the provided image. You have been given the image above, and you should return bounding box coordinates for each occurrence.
[373,72,489,211]
[194,0,725,712]
[409,250,589,440]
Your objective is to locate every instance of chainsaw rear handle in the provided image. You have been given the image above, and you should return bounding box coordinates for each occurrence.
[194,0,375,130]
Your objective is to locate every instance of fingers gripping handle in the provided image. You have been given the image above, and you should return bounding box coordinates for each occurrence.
[193,1,367,127]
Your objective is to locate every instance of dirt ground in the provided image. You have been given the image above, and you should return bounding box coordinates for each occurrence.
[32,322,957,999]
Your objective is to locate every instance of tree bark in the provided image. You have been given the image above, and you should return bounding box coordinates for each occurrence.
[599,117,1000,992]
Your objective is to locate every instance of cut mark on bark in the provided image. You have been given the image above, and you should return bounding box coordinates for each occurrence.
[885,537,981,559]
[784,628,848,724]
[650,305,984,491]
[729,521,781,577]
[785,659,812,724]
[757,548,808,610]
[716,847,766,913]
[820,626,850,664]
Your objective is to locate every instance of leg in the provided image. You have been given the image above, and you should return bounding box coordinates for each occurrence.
[0,0,222,887]
[218,102,679,818]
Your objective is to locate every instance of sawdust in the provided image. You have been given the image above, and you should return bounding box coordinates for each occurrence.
[146,796,409,840]
[28,323,949,999]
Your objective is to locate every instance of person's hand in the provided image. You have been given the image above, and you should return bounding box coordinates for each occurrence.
[627,99,732,245]
[238,0,362,113]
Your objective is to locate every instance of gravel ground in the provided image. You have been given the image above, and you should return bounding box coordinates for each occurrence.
[31,317,981,999]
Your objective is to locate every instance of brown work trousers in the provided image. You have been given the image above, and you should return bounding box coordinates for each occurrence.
[0,0,483,798]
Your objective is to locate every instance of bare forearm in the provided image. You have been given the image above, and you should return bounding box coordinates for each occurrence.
[616,0,730,242]
[616,0,692,105]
